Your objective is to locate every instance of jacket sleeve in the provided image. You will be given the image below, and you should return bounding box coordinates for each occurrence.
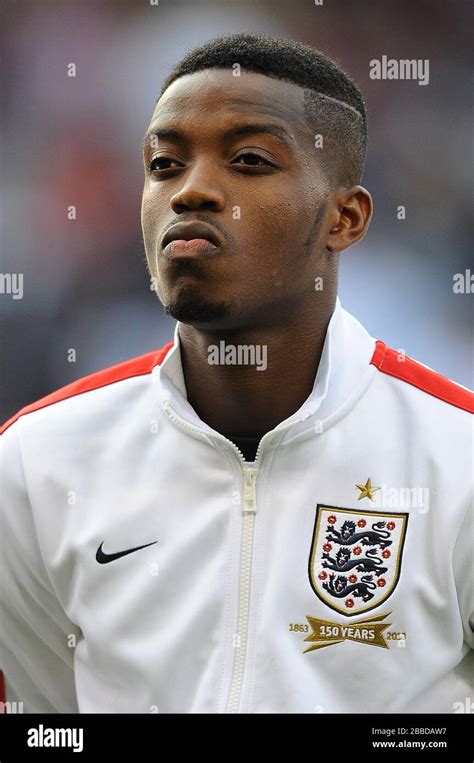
[0,421,80,713]
[453,496,474,650]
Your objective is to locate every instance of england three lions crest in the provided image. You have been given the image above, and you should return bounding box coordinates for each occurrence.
[309,505,409,617]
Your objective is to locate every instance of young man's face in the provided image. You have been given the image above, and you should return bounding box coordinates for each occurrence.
[141,68,341,331]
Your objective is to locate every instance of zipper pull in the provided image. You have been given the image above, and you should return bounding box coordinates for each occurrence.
[242,466,258,514]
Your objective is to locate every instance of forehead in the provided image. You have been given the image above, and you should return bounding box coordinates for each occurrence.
[148,68,310,139]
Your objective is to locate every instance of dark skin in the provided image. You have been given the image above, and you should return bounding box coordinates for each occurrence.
[141,69,372,438]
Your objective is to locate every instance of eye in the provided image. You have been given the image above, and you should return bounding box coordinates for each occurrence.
[147,156,181,173]
[231,152,275,168]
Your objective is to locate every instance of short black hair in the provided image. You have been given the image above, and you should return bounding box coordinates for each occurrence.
[158,33,368,187]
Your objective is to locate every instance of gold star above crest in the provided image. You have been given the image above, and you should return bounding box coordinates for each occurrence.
[356,477,380,501]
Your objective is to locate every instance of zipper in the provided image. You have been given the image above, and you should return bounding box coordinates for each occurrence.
[226,463,258,714]
[162,400,311,712]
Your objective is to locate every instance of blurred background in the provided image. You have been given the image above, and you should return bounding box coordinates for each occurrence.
[0,0,472,422]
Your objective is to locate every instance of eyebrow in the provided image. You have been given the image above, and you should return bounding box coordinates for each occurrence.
[142,122,295,152]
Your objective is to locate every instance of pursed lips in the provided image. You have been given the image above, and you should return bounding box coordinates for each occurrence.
[161,221,222,254]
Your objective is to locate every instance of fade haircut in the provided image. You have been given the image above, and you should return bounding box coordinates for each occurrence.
[158,33,368,187]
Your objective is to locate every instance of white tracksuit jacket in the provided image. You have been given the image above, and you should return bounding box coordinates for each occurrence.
[0,297,472,714]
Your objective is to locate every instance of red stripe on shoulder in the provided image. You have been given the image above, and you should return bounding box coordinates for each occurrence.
[370,340,474,413]
[0,341,174,436]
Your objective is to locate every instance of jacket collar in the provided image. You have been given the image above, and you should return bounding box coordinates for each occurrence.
[153,296,377,442]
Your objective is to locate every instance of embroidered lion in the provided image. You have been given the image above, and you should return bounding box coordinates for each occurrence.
[322,547,388,576]
[322,572,377,601]
[326,520,392,549]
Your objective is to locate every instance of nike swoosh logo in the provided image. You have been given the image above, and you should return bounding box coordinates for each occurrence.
[96,540,157,564]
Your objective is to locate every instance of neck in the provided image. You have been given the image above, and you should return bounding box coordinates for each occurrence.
[177,296,336,437]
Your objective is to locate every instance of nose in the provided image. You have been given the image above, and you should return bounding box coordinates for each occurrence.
[170,160,225,214]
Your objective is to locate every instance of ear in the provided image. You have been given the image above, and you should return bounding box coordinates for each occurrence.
[326,186,373,254]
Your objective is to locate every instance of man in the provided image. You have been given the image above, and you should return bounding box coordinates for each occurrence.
[0,33,472,714]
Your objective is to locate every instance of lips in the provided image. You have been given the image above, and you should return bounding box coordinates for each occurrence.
[164,239,218,257]
[161,221,221,252]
